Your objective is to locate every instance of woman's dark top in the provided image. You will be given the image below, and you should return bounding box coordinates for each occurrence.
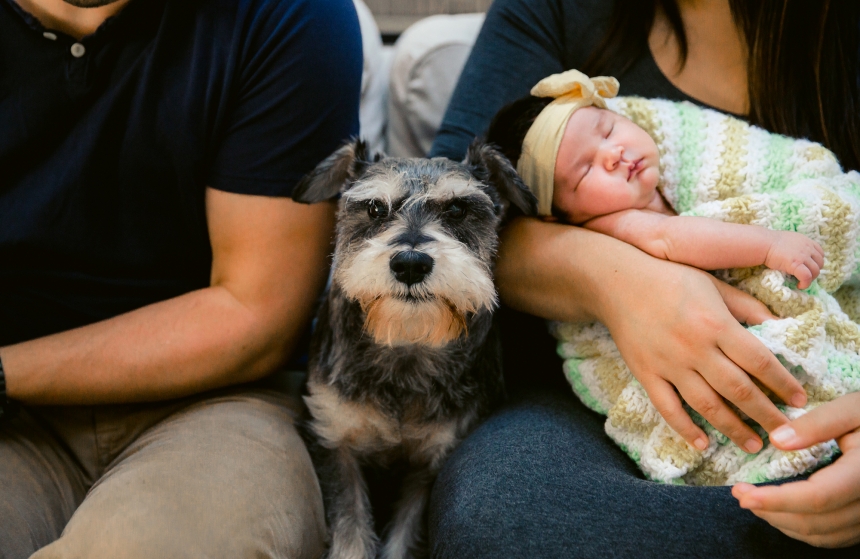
[430,0,733,162]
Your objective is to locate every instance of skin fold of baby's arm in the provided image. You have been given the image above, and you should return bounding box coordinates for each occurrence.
[584,210,824,289]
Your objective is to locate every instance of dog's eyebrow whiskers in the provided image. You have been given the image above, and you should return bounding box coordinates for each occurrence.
[421,177,493,204]
[343,172,406,204]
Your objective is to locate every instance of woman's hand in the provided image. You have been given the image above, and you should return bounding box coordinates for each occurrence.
[599,259,807,452]
[732,393,860,548]
[496,219,807,452]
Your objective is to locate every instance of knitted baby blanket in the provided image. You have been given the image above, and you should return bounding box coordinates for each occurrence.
[554,96,860,485]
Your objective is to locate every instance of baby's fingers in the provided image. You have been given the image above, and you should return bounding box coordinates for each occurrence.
[794,265,814,290]
[812,242,825,269]
[794,259,821,289]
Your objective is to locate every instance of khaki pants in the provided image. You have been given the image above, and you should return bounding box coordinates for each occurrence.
[0,386,325,559]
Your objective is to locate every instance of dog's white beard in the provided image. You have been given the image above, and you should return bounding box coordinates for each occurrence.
[335,220,497,347]
[362,297,467,347]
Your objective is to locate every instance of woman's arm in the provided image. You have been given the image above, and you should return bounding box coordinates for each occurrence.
[496,218,808,452]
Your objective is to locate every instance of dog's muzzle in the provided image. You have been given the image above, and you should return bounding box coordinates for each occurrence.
[389,251,434,286]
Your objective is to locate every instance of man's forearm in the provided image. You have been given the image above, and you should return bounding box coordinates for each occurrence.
[0,284,306,405]
[1,191,337,406]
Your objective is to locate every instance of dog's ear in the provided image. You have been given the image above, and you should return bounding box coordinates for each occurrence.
[292,138,378,204]
[464,140,537,217]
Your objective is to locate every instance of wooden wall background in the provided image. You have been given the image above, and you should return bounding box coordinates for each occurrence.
[365,0,493,36]
[363,0,493,16]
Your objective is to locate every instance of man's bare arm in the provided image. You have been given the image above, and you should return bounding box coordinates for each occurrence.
[585,210,824,288]
[0,188,335,405]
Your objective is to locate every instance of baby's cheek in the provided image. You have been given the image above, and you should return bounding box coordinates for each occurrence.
[552,186,577,216]
[642,167,660,190]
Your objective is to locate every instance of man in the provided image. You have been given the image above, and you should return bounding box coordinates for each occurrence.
[0,0,362,557]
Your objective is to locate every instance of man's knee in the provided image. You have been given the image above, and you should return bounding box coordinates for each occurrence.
[0,414,86,559]
[30,391,326,559]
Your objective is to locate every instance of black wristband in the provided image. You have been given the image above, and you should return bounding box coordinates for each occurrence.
[0,354,19,421]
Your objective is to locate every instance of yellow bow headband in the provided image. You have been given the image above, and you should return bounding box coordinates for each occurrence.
[516,70,620,216]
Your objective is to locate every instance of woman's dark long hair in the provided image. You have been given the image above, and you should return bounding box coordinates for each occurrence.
[581,0,860,171]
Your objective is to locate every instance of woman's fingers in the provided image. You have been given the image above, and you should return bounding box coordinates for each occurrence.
[732,449,860,547]
[699,351,792,434]
[646,378,709,450]
[708,275,776,326]
[734,450,860,514]
[675,374,764,452]
[768,393,860,450]
[772,526,860,549]
[747,501,860,538]
[717,322,807,409]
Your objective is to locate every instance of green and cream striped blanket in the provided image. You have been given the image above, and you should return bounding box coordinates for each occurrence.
[553,96,860,485]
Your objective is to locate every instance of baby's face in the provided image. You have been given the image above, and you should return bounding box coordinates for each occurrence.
[553,107,660,224]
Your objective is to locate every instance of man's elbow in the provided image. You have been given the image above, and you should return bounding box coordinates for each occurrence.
[216,297,312,386]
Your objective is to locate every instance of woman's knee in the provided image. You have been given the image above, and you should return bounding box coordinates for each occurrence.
[427,391,614,558]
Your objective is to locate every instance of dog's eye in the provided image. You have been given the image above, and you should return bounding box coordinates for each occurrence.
[367,200,388,219]
[446,201,467,220]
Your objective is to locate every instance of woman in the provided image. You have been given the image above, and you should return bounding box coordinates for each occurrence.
[427,0,860,556]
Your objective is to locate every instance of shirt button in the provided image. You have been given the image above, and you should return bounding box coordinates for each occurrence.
[42,32,57,41]
[70,43,86,58]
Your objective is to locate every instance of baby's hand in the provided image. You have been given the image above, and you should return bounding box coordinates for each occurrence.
[765,231,825,289]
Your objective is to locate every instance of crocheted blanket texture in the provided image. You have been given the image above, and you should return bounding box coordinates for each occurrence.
[554,96,860,485]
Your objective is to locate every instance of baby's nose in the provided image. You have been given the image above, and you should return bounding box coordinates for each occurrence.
[604,146,623,170]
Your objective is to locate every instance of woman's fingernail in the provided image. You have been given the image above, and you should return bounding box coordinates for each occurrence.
[694,437,708,450]
[745,438,763,453]
[771,425,796,446]
[791,393,807,407]
[733,484,753,495]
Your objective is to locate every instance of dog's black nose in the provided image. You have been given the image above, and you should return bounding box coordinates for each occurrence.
[390,251,434,286]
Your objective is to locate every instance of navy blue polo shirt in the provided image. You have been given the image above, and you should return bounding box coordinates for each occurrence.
[0,0,362,346]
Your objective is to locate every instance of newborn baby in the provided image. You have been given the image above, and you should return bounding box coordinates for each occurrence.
[536,79,823,289]
[508,69,860,485]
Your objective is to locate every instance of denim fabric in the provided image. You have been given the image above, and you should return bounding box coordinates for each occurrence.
[429,388,860,559]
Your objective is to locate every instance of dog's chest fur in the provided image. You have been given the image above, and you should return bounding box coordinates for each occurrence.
[306,287,503,462]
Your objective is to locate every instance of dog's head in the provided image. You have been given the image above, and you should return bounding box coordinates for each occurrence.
[293,138,536,348]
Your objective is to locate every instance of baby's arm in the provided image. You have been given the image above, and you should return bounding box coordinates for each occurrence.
[585,210,825,288]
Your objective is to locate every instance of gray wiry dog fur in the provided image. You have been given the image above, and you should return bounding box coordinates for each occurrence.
[292,138,536,559]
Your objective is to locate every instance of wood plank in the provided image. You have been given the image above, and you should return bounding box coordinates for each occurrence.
[365,0,492,17]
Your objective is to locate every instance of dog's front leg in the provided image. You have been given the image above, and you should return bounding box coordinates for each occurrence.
[320,445,378,559]
[380,464,439,559]
[382,445,460,559]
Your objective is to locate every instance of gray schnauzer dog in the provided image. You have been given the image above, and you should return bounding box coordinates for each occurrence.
[292,138,536,559]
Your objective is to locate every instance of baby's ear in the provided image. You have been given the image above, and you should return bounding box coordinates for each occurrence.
[464,139,537,217]
[292,138,378,203]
